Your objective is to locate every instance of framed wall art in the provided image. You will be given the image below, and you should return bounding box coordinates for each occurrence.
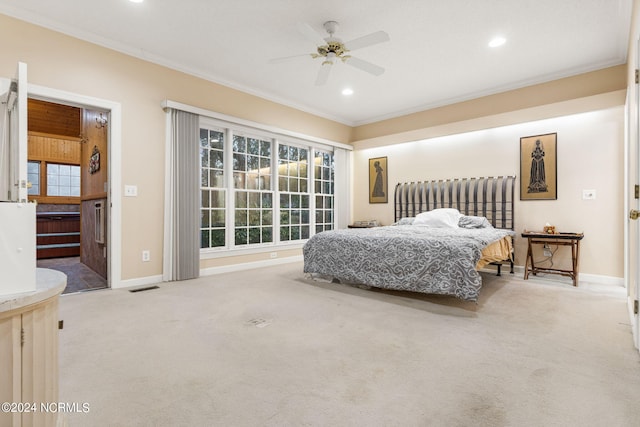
[89,145,101,175]
[369,156,388,203]
[520,133,557,200]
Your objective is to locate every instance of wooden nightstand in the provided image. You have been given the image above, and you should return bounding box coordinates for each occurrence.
[521,231,584,286]
[348,221,379,228]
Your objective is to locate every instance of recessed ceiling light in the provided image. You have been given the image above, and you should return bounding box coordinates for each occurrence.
[342,88,354,96]
[129,0,144,3]
[488,36,506,48]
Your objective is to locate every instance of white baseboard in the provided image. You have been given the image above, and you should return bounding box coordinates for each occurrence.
[115,274,163,289]
[200,255,303,277]
[114,259,624,290]
[482,264,624,287]
[576,272,624,287]
[110,256,303,289]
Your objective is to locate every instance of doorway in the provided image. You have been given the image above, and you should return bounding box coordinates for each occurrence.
[28,99,109,293]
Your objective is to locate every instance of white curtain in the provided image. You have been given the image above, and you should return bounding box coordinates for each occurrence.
[165,109,200,281]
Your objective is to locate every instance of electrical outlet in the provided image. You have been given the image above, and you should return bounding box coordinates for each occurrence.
[270,252,278,259]
[142,250,150,262]
[543,244,552,257]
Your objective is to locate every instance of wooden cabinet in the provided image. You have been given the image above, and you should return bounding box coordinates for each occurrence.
[36,212,80,259]
[0,269,66,427]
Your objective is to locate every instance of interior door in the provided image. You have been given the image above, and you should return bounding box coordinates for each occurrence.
[631,40,640,351]
[0,62,36,294]
[12,62,28,202]
[0,62,28,202]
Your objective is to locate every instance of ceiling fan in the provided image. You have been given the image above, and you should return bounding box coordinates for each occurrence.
[269,21,390,86]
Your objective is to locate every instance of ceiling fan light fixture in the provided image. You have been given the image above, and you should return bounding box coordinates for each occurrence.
[322,51,336,66]
[270,20,389,86]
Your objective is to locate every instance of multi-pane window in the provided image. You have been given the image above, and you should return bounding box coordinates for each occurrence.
[199,121,335,253]
[28,161,80,199]
[314,150,334,233]
[278,144,310,241]
[232,135,273,247]
[234,191,273,245]
[200,128,226,248]
[27,161,40,195]
[47,164,80,197]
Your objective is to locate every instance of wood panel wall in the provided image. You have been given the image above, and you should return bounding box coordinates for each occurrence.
[28,132,82,205]
[28,132,82,164]
[80,110,108,278]
[28,99,81,138]
[81,199,107,279]
[81,110,108,199]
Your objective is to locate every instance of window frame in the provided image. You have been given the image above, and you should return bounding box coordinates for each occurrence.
[27,160,81,205]
[199,117,336,258]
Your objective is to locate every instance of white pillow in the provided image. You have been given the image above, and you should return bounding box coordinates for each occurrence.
[413,208,461,228]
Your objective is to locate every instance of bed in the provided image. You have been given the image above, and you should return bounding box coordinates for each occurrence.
[303,176,516,301]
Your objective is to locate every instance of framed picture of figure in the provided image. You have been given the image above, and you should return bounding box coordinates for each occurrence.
[369,156,388,203]
[520,133,557,200]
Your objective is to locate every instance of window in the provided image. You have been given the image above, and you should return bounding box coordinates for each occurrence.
[199,121,335,253]
[278,144,310,241]
[314,150,334,234]
[27,161,40,195]
[47,164,80,197]
[232,134,273,246]
[27,161,80,199]
[200,128,226,249]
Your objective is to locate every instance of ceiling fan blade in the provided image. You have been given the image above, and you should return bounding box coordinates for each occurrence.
[345,56,385,76]
[297,22,327,46]
[344,31,390,51]
[268,53,312,64]
[315,63,332,86]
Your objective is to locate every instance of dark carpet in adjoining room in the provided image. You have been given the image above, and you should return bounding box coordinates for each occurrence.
[37,256,107,294]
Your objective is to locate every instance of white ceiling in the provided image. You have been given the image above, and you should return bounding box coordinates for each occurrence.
[0,0,633,126]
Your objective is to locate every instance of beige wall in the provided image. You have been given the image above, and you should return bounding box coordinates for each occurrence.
[344,16,630,283]
[352,65,627,142]
[349,25,629,280]
[352,104,625,278]
[0,14,351,281]
[0,11,630,282]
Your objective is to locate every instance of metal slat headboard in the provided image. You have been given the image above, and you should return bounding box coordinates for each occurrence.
[394,176,516,230]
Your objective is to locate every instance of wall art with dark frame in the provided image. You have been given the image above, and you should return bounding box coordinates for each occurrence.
[369,156,388,203]
[520,133,557,200]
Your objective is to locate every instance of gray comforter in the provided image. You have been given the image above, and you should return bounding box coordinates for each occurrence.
[303,225,514,301]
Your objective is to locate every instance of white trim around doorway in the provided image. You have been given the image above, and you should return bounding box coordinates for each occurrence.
[28,83,122,289]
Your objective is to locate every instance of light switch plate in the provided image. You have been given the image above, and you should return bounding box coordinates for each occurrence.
[582,189,596,200]
[124,185,138,197]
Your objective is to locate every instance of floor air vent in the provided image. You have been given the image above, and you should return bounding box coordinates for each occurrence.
[246,318,271,328]
[129,285,160,293]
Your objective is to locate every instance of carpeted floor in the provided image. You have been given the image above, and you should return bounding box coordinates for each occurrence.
[57,262,640,427]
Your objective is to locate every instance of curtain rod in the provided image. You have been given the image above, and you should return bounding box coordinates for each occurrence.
[162,99,353,151]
